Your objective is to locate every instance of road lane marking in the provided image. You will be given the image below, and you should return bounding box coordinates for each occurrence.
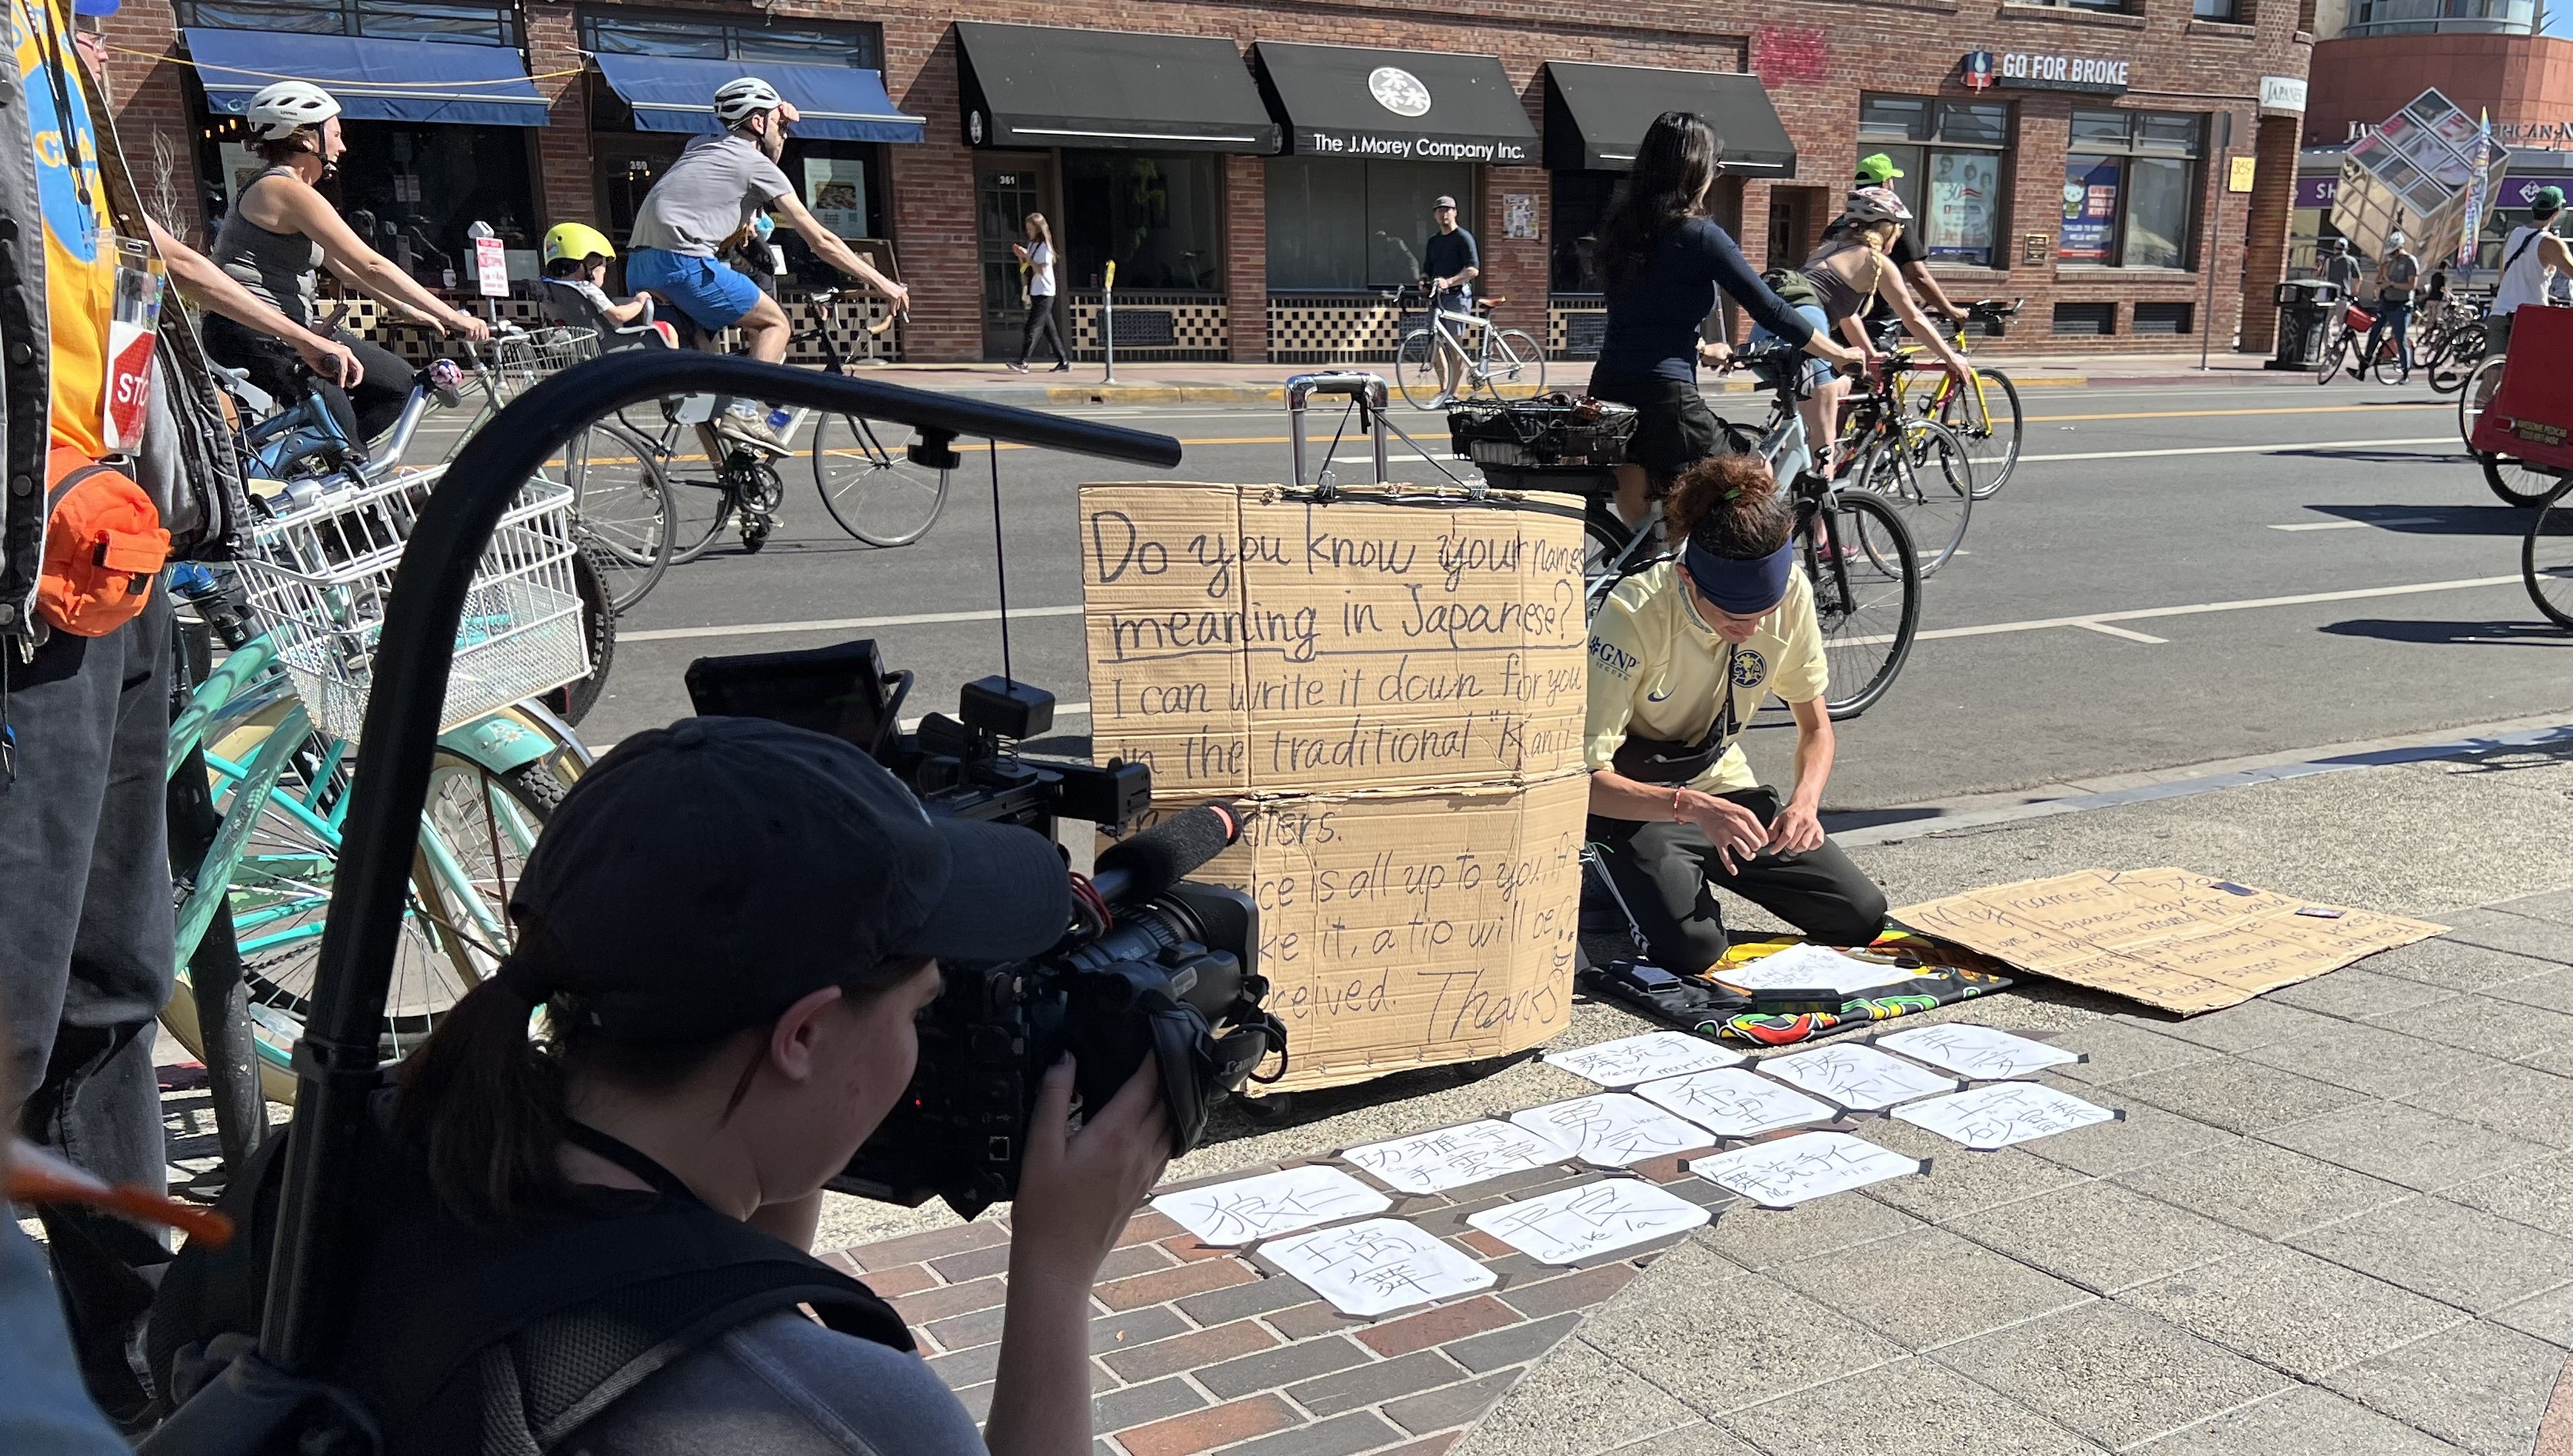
[624,603,1084,642]
[2021,435,2454,464]
[2023,401,2444,423]
[2071,621,2168,644]
[1839,571,2527,646]
[2268,515,2444,531]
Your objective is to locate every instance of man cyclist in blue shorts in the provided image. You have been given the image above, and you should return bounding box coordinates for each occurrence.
[625,77,908,447]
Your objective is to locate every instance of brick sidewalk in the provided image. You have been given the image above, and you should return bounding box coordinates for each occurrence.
[828,1154,1738,1456]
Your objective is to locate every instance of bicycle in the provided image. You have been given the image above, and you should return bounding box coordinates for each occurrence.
[1881,298,2025,498]
[649,288,953,558]
[2526,475,2573,631]
[1391,285,1544,410]
[2420,295,2487,393]
[2315,304,2408,385]
[1836,357,1975,575]
[2461,351,2562,508]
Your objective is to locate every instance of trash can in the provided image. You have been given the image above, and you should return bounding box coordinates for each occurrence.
[2268,279,2343,370]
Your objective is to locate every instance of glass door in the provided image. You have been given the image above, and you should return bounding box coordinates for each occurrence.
[977,158,1050,359]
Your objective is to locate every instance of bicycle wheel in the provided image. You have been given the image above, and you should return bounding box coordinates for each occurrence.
[558,419,672,612]
[1806,491,1919,719]
[1478,329,1546,399]
[812,414,952,547]
[2317,328,2348,384]
[162,707,575,1104]
[1394,328,1443,410]
[538,538,617,725]
[2368,339,2406,385]
[1858,418,1973,575]
[665,426,735,565]
[2428,322,2485,394]
[1933,368,2022,499]
[2528,487,2573,631]
[2488,455,2565,510]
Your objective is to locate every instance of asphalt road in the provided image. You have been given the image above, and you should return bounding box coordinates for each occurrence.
[522,372,2566,813]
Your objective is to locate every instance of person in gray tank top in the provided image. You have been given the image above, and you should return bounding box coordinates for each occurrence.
[198,82,490,445]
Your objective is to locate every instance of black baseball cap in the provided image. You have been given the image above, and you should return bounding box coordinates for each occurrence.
[500,716,1071,1038]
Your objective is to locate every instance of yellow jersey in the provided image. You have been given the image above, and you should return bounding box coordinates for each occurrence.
[1583,558,1828,794]
[15,0,114,460]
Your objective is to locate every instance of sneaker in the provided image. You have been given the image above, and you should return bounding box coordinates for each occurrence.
[1008,362,1031,373]
[1050,362,1072,373]
[715,405,790,455]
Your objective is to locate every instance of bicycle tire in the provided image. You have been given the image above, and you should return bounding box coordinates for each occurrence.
[2428,323,2485,394]
[665,426,735,565]
[2461,355,2505,453]
[2317,328,2348,384]
[2486,455,2566,509]
[538,538,617,725]
[2528,486,2573,631]
[1808,491,1919,719]
[559,419,673,612]
[1481,329,1547,399]
[161,713,575,1104]
[1859,418,1973,575]
[812,414,951,547]
[2368,345,2407,385]
[1394,329,1443,411]
[1935,367,2022,499]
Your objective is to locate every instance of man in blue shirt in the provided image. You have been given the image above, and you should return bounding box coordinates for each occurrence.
[1421,195,1480,406]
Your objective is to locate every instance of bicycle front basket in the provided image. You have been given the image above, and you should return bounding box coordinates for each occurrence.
[1448,395,1638,467]
[233,468,592,742]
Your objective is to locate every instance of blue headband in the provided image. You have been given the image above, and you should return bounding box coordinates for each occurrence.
[1681,537,1794,616]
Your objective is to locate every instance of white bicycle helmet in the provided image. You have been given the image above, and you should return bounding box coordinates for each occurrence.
[1841,185,1914,225]
[245,80,341,142]
[712,77,785,126]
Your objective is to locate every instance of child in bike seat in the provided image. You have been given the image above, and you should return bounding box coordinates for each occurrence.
[539,223,678,350]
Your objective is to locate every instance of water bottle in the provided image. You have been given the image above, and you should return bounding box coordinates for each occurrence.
[767,407,793,433]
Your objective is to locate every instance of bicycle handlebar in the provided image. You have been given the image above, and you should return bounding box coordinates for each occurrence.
[222,354,1180,1404]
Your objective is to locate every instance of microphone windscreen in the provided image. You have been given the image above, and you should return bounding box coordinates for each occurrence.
[1095,805,1242,903]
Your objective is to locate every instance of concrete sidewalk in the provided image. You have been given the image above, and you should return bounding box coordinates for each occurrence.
[838,349,2298,408]
[785,725,2573,1456]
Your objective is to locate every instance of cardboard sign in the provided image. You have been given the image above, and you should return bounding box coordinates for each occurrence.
[1896,868,2448,1015]
[1083,482,1590,1094]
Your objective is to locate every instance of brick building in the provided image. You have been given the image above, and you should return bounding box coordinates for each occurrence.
[98,0,2314,361]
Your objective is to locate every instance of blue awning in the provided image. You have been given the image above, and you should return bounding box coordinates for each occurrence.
[185,28,549,128]
[592,54,925,144]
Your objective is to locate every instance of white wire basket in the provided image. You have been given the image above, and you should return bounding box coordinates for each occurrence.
[485,327,599,402]
[235,468,591,743]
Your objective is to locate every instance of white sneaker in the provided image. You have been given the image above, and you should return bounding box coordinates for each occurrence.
[716,405,790,455]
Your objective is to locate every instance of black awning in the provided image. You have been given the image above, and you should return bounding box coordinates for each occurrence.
[1542,62,1797,177]
[1252,42,1536,165]
[954,22,1278,154]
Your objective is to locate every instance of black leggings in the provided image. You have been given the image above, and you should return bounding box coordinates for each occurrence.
[1019,297,1068,366]
[1588,785,1891,970]
[202,313,415,446]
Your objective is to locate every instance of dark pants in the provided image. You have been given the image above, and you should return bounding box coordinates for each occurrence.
[1588,786,1889,973]
[0,595,178,1422]
[2365,298,2413,374]
[1019,296,1068,366]
[201,313,415,446]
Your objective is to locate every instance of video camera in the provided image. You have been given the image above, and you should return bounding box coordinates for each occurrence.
[684,638,1287,1218]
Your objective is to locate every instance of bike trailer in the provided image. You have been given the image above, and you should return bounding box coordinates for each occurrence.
[1448,394,1637,468]
[2470,306,2573,472]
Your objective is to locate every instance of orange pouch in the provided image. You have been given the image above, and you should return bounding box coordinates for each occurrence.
[37,445,170,636]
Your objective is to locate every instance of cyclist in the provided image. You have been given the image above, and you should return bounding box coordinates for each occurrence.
[537,222,676,348]
[624,78,908,446]
[202,81,492,445]
[1588,111,1858,531]
[2364,231,2420,381]
[1768,187,1975,481]
[2488,185,2568,356]
[1421,195,1480,405]
[2319,237,2361,336]
[1584,453,1888,965]
[1851,153,1966,328]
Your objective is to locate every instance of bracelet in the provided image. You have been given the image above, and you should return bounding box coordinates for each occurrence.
[1671,788,1688,823]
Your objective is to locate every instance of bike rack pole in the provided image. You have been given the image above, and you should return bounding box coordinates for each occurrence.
[1283,372,1390,488]
[141,354,1182,1456]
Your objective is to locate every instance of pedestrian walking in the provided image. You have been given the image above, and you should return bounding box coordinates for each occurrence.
[1011,212,1068,373]
[2365,232,2420,380]
[1422,195,1480,405]
[2320,237,2361,335]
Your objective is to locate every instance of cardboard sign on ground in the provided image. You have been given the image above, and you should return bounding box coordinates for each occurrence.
[1082,481,1592,1094]
[1895,868,2448,1015]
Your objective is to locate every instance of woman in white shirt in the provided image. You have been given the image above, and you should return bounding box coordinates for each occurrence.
[1011,212,1069,372]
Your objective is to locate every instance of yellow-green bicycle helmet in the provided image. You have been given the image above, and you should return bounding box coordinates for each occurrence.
[542,222,618,266]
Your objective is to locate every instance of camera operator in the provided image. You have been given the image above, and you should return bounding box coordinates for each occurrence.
[385,716,1171,1454]
[1584,454,1889,966]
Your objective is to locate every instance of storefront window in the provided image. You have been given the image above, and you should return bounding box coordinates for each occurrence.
[334,122,536,284]
[180,0,516,44]
[1858,96,2009,266]
[1548,172,1617,293]
[2058,111,2205,268]
[1265,157,1475,291]
[579,8,882,68]
[1059,152,1221,292]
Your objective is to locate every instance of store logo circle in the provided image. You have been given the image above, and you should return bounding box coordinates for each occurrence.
[1368,66,1432,118]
